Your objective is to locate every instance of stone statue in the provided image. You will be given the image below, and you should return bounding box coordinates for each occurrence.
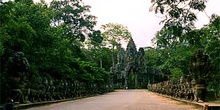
[126,38,137,66]
[137,48,145,71]
[7,51,30,104]
[8,51,29,77]
[189,49,211,102]
[117,48,125,65]
[109,37,150,89]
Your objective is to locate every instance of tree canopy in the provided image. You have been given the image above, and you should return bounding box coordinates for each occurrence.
[101,23,132,49]
[100,23,132,67]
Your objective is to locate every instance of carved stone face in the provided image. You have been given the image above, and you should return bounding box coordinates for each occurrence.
[190,49,211,84]
[8,51,30,77]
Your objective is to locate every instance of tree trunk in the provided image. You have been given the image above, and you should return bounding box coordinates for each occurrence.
[99,58,102,68]
[112,45,115,68]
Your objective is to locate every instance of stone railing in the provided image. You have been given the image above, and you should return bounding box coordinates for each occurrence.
[1,77,114,106]
[148,78,217,102]
[147,80,213,102]
[148,81,193,100]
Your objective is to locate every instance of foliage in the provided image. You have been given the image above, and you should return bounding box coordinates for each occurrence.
[101,23,132,67]
[88,30,103,47]
[152,26,195,76]
[204,15,220,91]
[150,0,220,92]
[83,46,112,71]
[50,0,97,43]
[60,58,109,84]
[0,0,111,95]
[170,68,184,83]
[150,0,206,37]
[101,23,132,49]
[144,47,162,68]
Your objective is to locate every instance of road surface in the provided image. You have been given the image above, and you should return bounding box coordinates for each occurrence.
[24,90,199,110]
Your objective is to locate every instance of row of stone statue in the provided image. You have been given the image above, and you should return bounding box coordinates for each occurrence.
[10,76,113,104]
[148,78,207,102]
[3,51,113,105]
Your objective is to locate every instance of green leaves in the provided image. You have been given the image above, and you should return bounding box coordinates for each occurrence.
[170,68,184,83]
[50,0,97,43]
[101,23,132,49]
[189,0,206,11]
[72,59,109,83]
[150,0,206,38]
[0,0,110,86]
[88,30,103,46]
[151,0,220,90]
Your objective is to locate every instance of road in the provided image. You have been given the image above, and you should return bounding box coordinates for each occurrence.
[24,90,199,110]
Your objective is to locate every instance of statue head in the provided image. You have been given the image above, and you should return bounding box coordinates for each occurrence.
[190,49,211,84]
[8,51,29,77]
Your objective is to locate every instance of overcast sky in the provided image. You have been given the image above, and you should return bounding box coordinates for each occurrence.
[82,0,220,48]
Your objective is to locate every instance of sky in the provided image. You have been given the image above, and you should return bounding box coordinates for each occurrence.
[82,0,220,48]
[83,0,162,48]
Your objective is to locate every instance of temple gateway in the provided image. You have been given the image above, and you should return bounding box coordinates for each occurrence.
[110,38,166,89]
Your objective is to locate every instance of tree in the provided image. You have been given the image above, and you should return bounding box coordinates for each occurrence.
[150,0,220,94]
[0,0,112,103]
[83,46,112,71]
[170,68,184,83]
[144,47,162,68]
[150,0,206,38]
[88,30,103,47]
[0,0,53,73]
[203,15,220,92]
[0,0,108,82]
[152,24,195,76]
[50,0,97,43]
[101,23,132,67]
[0,0,58,103]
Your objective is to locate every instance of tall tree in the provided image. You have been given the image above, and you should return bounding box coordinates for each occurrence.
[50,0,97,43]
[203,15,220,92]
[150,0,206,37]
[101,23,132,67]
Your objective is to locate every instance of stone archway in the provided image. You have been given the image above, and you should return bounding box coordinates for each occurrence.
[126,67,135,89]
[110,38,151,89]
[124,66,139,89]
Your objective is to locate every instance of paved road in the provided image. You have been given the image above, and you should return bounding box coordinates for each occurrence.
[25,90,199,110]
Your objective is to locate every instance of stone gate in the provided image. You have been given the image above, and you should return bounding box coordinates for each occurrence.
[110,38,165,89]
